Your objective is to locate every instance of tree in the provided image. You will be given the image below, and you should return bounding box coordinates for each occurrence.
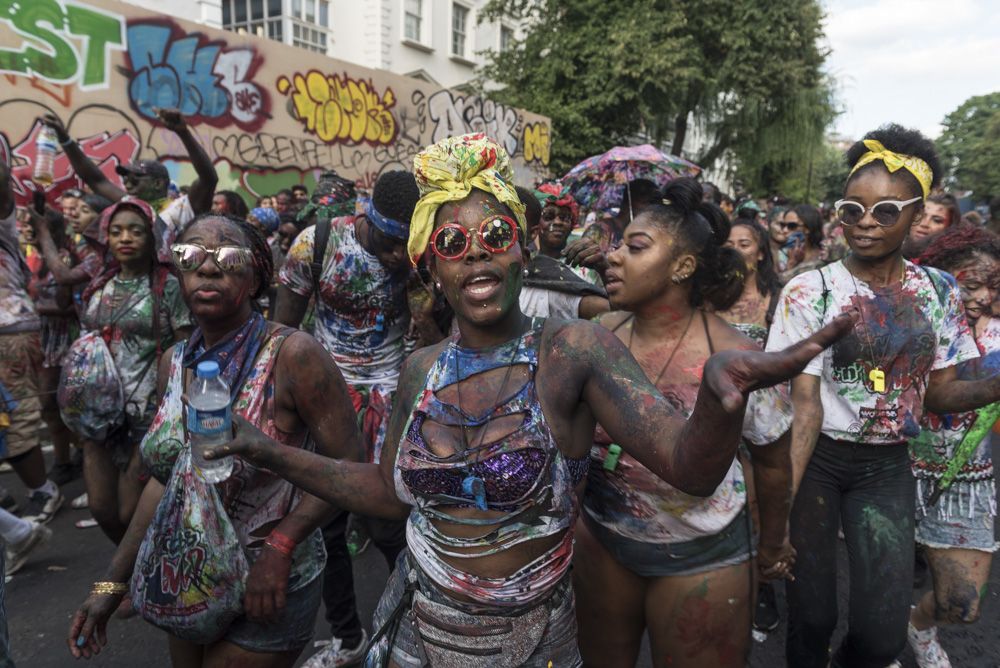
[775,142,850,205]
[477,0,837,190]
[937,92,1000,198]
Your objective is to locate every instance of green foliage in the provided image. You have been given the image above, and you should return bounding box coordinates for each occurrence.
[776,142,850,205]
[937,92,1000,199]
[477,0,837,190]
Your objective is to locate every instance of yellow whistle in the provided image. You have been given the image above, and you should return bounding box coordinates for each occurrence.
[869,368,886,393]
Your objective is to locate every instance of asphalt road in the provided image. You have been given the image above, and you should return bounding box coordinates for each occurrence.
[5,447,1000,668]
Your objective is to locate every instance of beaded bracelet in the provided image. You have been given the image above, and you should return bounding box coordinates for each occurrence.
[264,530,296,557]
[92,581,129,595]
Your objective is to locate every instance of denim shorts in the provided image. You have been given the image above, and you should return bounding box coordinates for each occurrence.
[583,507,755,578]
[224,574,321,653]
[916,482,999,553]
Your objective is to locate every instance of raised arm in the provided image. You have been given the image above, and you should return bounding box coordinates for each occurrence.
[40,115,125,202]
[23,208,92,286]
[559,313,853,497]
[155,109,217,214]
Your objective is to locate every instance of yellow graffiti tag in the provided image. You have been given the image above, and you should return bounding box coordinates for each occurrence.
[276,71,397,146]
[523,122,550,166]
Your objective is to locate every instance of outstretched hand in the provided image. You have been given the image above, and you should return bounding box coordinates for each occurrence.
[704,311,856,412]
[204,413,274,466]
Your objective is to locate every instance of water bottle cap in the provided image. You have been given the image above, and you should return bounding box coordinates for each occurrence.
[196,361,220,378]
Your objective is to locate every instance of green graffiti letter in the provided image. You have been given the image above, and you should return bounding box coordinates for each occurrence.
[0,0,78,81]
[65,4,124,88]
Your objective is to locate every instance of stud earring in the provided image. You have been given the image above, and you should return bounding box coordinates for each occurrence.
[523,268,529,277]
[435,282,441,290]
[671,275,681,284]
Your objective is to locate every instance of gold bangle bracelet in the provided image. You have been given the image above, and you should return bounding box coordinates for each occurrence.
[92,582,129,595]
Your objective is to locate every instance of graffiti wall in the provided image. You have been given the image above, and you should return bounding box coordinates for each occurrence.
[0,0,551,207]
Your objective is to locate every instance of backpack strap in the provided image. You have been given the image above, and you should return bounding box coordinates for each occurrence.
[918,264,949,306]
[818,265,832,320]
[310,219,333,294]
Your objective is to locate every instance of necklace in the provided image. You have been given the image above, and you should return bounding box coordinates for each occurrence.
[453,315,527,511]
[628,310,695,387]
[847,256,905,394]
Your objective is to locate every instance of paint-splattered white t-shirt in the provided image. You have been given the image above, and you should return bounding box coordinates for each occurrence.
[766,259,978,444]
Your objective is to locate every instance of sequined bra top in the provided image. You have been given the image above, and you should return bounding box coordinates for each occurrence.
[393,319,589,605]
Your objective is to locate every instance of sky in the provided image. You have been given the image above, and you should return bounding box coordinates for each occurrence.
[823,0,1000,141]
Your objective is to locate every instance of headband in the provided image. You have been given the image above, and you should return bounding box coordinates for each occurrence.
[360,197,409,240]
[410,132,526,266]
[250,207,281,233]
[849,139,933,199]
[536,184,579,226]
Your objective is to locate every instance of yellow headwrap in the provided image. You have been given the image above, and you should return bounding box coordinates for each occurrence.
[849,139,933,199]
[409,132,527,266]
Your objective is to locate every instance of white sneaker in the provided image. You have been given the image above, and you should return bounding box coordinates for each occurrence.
[907,623,952,668]
[4,520,52,575]
[302,628,368,668]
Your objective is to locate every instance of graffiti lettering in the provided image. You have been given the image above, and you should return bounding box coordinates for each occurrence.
[8,122,139,204]
[158,547,206,596]
[0,0,125,89]
[426,90,519,156]
[277,71,398,147]
[523,122,550,166]
[125,20,267,131]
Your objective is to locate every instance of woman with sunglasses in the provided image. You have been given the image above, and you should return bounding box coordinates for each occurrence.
[765,205,790,271]
[192,133,851,667]
[573,179,797,668]
[69,212,363,666]
[74,200,193,544]
[767,124,1000,668]
[778,205,826,284]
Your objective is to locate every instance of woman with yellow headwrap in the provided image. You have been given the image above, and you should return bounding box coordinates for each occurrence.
[200,132,854,667]
[768,124,1000,668]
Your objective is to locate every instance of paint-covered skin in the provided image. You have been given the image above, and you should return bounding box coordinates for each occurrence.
[198,191,854,607]
[913,316,1000,516]
[951,255,1000,326]
[768,259,978,443]
[68,216,363,660]
[910,200,950,240]
[538,203,574,254]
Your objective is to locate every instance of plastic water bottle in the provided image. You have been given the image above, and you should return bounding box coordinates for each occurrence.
[188,361,234,482]
[33,125,58,186]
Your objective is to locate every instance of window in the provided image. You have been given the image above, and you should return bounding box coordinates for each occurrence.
[292,21,327,53]
[224,0,285,43]
[404,0,421,41]
[451,4,468,57]
[500,25,514,52]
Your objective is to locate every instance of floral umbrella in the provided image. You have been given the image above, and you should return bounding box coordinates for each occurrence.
[562,144,701,212]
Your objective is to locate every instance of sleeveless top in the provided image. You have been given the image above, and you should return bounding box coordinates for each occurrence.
[585,312,792,543]
[140,330,325,591]
[393,318,589,606]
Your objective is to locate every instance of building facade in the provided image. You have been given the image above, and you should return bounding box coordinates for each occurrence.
[124,0,518,90]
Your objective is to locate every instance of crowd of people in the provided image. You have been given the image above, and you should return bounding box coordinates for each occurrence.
[0,110,996,668]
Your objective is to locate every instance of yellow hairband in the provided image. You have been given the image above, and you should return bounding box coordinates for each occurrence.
[849,139,932,199]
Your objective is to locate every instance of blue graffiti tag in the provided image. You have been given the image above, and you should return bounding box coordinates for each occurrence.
[125,21,265,129]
